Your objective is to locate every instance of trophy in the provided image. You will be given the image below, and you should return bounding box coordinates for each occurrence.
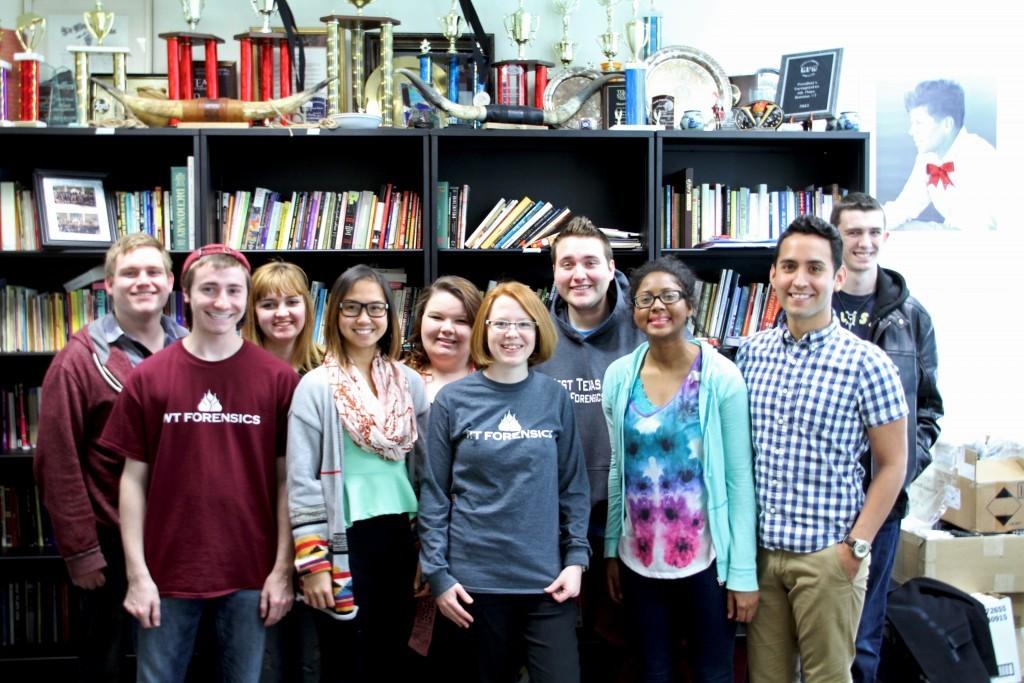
[13,13,46,127]
[595,0,622,72]
[252,0,278,34]
[160,0,225,119]
[493,1,551,110]
[504,0,539,61]
[321,0,401,125]
[182,0,204,31]
[67,1,130,125]
[440,1,463,125]
[641,0,661,59]
[552,0,579,67]
[236,0,293,117]
[622,0,647,124]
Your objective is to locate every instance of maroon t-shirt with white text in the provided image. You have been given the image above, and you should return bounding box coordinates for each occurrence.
[99,341,299,598]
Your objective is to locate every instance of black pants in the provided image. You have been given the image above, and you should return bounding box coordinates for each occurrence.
[470,592,580,683]
[311,514,416,683]
[75,526,131,683]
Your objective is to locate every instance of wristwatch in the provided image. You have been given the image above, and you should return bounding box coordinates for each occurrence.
[842,535,871,560]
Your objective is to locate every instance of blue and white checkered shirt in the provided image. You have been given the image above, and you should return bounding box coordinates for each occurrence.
[736,316,908,554]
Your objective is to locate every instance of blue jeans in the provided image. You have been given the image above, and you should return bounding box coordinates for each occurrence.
[620,561,736,683]
[136,589,266,683]
[852,515,901,683]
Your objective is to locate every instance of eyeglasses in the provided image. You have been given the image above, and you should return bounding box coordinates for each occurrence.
[633,289,684,309]
[486,319,538,332]
[340,300,389,318]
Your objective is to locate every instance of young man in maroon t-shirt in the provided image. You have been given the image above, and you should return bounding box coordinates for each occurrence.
[99,245,299,682]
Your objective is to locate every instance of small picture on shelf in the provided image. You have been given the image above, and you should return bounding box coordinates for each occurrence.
[34,171,115,249]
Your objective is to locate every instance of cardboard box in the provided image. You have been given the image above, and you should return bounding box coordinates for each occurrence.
[973,593,1022,682]
[943,448,1024,533]
[895,527,1024,594]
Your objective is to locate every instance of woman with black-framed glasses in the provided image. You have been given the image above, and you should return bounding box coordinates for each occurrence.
[286,264,428,681]
[603,257,759,683]
[418,281,591,683]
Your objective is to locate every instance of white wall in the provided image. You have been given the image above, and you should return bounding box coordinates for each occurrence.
[3,0,1022,442]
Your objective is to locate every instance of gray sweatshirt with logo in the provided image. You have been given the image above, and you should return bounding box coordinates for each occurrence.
[535,270,646,505]
[418,370,591,597]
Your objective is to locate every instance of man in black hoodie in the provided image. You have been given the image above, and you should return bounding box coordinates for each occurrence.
[831,192,944,683]
[536,216,645,681]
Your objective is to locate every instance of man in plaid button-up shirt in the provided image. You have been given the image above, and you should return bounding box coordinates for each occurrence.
[737,216,908,683]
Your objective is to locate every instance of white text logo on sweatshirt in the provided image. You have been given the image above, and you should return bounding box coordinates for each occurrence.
[162,390,263,425]
[465,410,553,441]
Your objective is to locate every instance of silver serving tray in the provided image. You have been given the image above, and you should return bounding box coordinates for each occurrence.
[542,66,604,130]
[645,45,731,129]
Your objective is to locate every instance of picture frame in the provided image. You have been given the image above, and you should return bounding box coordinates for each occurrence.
[33,170,116,249]
[23,0,154,73]
[776,48,843,120]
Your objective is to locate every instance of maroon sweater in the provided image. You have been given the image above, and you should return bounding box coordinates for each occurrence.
[34,324,139,580]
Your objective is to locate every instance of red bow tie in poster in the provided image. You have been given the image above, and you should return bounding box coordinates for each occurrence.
[926,161,955,188]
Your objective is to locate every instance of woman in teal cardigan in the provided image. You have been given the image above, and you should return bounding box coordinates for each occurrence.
[602,257,758,683]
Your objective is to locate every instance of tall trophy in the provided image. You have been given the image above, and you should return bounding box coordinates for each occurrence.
[622,0,647,125]
[68,1,131,126]
[321,0,401,124]
[552,0,579,68]
[595,0,622,72]
[493,0,551,110]
[13,13,46,127]
[159,0,225,122]
[236,0,293,115]
[440,0,462,125]
[641,0,661,59]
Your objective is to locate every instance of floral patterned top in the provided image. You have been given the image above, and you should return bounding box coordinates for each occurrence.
[618,351,714,579]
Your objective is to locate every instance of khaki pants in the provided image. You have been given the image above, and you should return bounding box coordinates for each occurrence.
[747,545,869,683]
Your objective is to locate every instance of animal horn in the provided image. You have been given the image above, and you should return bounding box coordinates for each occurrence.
[396,68,485,121]
[396,68,618,127]
[90,77,333,126]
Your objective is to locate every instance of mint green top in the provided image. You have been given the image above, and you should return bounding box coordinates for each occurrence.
[343,430,418,527]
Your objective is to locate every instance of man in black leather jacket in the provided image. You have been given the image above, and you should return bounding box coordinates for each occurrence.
[831,192,944,683]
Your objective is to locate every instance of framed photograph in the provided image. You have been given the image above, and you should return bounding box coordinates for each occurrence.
[776,48,843,120]
[90,73,167,122]
[33,170,116,249]
[23,0,154,73]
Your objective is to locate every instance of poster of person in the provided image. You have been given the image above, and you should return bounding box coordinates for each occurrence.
[876,76,1000,231]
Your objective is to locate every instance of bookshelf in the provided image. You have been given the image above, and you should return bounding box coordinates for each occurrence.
[0,126,868,671]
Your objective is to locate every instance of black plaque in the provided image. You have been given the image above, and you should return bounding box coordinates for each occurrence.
[601,80,627,129]
[776,48,842,120]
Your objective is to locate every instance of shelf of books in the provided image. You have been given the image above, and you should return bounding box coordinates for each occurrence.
[431,129,655,289]
[655,130,868,348]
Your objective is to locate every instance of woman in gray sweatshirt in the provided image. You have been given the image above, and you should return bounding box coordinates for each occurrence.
[418,281,591,683]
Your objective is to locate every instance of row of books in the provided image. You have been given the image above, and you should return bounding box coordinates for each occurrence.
[662,169,845,248]
[0,283,109,353]
[690,269,780,345]
[442,186,575,250]
[0,483,52,550]
[0,161,195,253]
[1,385,40,453]
[218,185,423,252]
[309,275,420,347]
[1,579,74,648]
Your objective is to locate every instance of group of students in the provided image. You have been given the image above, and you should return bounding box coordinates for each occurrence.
[33,193,941,683]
